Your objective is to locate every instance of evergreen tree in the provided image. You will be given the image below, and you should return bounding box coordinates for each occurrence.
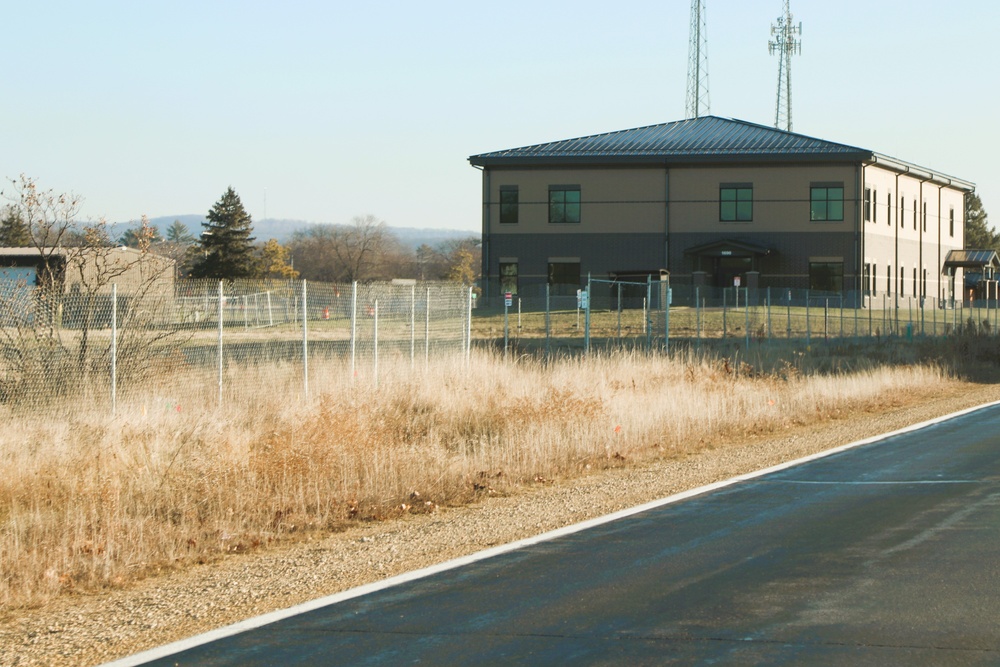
[964,193,998,251]
[165,219,195,244]
[192,187,257,279]
[0,205,31,247]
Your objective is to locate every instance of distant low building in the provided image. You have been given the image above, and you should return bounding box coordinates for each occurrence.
[469,116,975,306]
[0,246,175,326]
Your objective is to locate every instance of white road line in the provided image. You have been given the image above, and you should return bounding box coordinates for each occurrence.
[99,398,1000,667]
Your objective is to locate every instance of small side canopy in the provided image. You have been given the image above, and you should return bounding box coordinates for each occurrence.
[944,249,1000,276]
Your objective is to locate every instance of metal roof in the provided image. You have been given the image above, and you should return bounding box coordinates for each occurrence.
[470,116,869,164]
[469,116,975,191]
[944,249,1000,268]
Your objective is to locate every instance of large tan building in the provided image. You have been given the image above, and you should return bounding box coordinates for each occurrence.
[469,116,975,305]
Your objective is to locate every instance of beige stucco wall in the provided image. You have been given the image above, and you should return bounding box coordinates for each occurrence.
[861,164,966,302]
[667,163,860,233]
[486,166,666,234]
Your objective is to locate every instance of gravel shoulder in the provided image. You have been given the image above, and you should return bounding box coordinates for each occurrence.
[3,381,1000,667]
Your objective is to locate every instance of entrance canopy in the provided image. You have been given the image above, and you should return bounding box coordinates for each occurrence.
[682,239,775,259]
[943,249,1000,274]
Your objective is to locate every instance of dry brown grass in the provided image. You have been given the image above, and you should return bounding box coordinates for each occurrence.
[0,348,951,609]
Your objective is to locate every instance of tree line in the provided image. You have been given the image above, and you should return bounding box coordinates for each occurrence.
[1,183,481,287]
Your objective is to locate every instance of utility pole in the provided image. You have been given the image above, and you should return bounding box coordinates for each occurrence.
[768,0,802,131]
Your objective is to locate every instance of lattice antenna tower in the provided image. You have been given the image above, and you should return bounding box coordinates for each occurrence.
[769,0,802,131]
[685,0,710,119]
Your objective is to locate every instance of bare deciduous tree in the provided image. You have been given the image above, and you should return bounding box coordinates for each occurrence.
[290,215,400,283]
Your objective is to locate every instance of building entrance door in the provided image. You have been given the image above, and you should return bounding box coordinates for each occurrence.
[715,256,752,288]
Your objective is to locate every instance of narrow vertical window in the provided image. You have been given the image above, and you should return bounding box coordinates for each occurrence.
[873,191,878,224]
[873,264,878,295]
[887,265,892,295]
[913,199,917,230]
[499,186,519,224]
[950,208,955,237]
[922,202,927,232]
[900,196,905,228]
[864,188,872,222]
[887,191,892,226]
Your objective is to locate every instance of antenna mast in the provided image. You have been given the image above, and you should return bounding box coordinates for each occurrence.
[685,0,710,119]
[768,0,802,131]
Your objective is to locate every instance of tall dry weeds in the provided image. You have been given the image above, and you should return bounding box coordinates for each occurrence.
[0,348,951,608]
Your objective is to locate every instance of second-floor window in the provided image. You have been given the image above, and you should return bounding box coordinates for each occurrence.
[499,186,519,224]
[720,185,753,222]
[549,186,581,224]
[810,185,844,221]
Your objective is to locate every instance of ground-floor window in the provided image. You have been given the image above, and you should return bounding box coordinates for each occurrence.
[499,261,518,295]
[809,262,843,294]
[548,261,581,296]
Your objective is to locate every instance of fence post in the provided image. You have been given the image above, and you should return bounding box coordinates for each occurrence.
[786,289,791,338]
[723,288,728,338]
[350,281,358,381]
[663,275,670,354]
[410,284,416,368]
[806,290,811,347]
[645,275,652,352]
[503,292,509,358]
[584,274,592,355]
[824,298,829,340]
[766,287,771,341]
[466,286,473,365]
[217,280,224,407]
[111,282,117,416]
[545,282,551,358]
[617,282,622,340]
[695,286,701,349]
[302,279,309,399]
[744,293,750,352]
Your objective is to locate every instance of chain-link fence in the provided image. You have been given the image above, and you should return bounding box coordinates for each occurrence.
[0,278,473,416]
[479,279,996,356]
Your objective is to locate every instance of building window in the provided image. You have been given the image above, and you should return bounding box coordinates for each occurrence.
[548,260,580,296]
[913,199,917,230]
[864,188,872,222]
[887,265,892,295]
[549,186,581,224]
[499,186,519,225]
[887,190,892,226]
[950,208,955,237]
[873,191,878,224]
[873,264,878,295]
[900,196,905,228]
[913,268,918,297]
[922,202,927,232]
[863,263,871,295]
[923,268,927,299]
[809,262,844,294]
[720,184,753,222]
[499,261,518,295]
[900,267,905,296]
[810,185,844,221]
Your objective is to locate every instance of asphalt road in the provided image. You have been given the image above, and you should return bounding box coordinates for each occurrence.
[125,404,1000,666]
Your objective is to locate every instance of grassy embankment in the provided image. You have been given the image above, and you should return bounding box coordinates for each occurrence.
[0,330,996,609]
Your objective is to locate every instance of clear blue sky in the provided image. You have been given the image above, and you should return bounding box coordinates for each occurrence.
[3,0,997,233]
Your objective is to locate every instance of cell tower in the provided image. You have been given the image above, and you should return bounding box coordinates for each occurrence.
[768,0,802,131]
[685,0,710,119]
